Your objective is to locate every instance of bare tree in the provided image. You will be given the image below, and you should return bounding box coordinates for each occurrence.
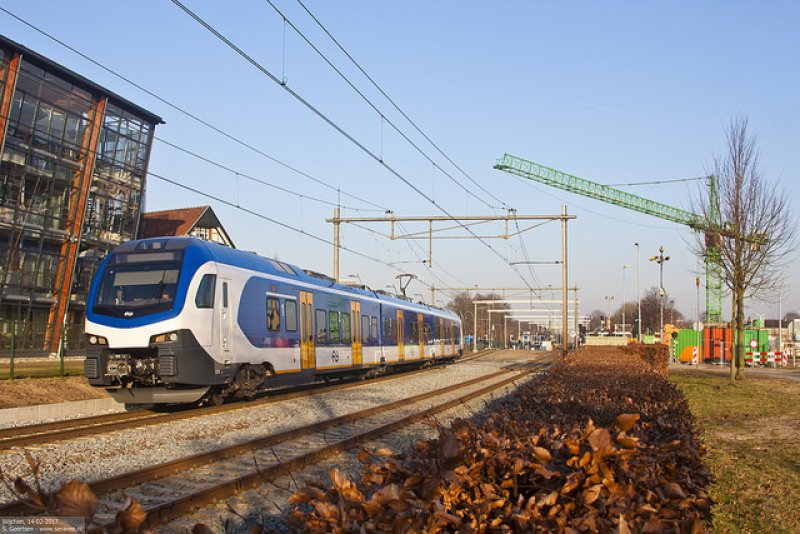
[692,118,797,383]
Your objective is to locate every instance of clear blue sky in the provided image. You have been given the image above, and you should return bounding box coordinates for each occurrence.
[3,1,798,322]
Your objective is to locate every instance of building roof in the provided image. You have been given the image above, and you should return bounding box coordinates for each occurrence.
[0,34,163,125]
[141,206,234,247]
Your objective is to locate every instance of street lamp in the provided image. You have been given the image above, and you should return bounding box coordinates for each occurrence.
[635,242,641,342]
[622,264,630,336]
[649,245,671,340]
[604,295,615,333]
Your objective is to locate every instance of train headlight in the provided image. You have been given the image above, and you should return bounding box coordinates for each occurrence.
[151,331,179,344]
[87,335,108,345]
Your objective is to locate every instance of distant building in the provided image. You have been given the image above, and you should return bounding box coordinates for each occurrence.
[0,35,161,354]
[141,206,234,248]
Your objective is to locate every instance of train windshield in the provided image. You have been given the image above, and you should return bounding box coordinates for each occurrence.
[93,251,184,318]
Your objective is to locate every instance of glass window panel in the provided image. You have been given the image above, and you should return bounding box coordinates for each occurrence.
[361,315,369,344]
[341,312,350,343]
[371,317,378,342]
[315,309,327,344]
[267,297,280,331]
[285,300,297,331]
[328,311,340,344]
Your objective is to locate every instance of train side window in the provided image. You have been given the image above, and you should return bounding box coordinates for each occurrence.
[315,309,327,344]
[383,317,393,340]
[328,311,340,344]
[267,297,280,331]
[195,274,216,308]
[371,317,378,342]
[361,315,370,344]
[341,312,351,343]
[285,300,298,331]
[409,320,418,344]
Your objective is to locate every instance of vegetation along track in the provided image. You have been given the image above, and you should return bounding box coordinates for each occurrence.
[1,362,533,528]
[0,349,499,451]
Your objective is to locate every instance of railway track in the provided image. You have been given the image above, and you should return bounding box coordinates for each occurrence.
[0,349,499,451]
[1,363,532,529]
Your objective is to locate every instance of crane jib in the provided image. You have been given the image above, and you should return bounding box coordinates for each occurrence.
[493,152,724,324]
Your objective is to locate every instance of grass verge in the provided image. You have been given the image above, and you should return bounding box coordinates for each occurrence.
[0,360,84,380]
[671,368,800,533]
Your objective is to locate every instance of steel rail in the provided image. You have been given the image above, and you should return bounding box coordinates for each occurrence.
[143,369,529,527]
[0,350,495,451]
[0,355,511,516]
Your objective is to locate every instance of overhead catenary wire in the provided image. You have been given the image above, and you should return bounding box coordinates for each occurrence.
[0,6,389,213]
[293,0,512,212]
[155,136,377,212]
[169,0,536,291]
[147,169,437,290]
[264,0,504,211]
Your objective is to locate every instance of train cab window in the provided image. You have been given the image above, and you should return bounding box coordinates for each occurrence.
[267,297,280,331]
[341,313,351,343]
[371,317,378,342]
[423,323,432,344]
[361,315,370,344]
[328,311,340,344]
[315,309,327,344]
[285,300,298,331]
[195,274,216,308]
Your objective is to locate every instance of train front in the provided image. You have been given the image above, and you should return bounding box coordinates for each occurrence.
[83,238,218,404]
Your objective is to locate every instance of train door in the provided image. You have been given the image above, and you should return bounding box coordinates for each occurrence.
[219,278,232,355]
[300,291,315,369]
[439,318,445,357]
[450,321,456,354]
[418,313,425,358]
[397,310,405,361]
[351,301,362,365]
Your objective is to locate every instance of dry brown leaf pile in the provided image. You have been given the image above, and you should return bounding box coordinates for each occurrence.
[287,346,710,533]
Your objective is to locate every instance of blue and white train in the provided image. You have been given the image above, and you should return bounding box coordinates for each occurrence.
[83,237,463,405]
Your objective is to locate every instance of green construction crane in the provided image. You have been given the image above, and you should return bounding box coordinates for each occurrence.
[494,153,723,323]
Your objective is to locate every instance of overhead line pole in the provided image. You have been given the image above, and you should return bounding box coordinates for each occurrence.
[562,205,569,356]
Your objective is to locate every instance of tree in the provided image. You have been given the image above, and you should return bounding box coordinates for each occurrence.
[588,309,605,332]
[446,292,474,338]
[691,118,797,383]
[635,287,683,335]
[446,292,510,347]
[783,311,800,323]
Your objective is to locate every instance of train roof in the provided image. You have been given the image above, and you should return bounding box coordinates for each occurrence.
[113,237,459,319]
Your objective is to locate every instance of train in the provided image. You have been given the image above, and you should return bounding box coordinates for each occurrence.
[83,237,463,405]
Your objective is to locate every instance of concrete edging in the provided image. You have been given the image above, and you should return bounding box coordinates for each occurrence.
[0,397,124,426]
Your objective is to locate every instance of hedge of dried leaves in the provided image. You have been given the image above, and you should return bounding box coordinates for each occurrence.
[288,346,710,533]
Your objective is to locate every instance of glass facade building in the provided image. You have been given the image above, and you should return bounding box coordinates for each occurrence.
[0,35,161,354]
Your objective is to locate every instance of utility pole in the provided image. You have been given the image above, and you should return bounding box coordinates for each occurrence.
[561,205,568,355]
[332,207,340,282]
[622,264,630,336]
[604,295,615,332]
[649,246,671,340]
[635,242,642,342]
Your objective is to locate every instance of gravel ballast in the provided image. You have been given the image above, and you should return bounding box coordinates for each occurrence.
[0,354,543,506]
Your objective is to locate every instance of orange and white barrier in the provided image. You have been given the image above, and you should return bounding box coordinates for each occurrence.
[745,351,786,367]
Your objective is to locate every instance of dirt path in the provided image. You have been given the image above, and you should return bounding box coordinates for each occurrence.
[0,376,110,409]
